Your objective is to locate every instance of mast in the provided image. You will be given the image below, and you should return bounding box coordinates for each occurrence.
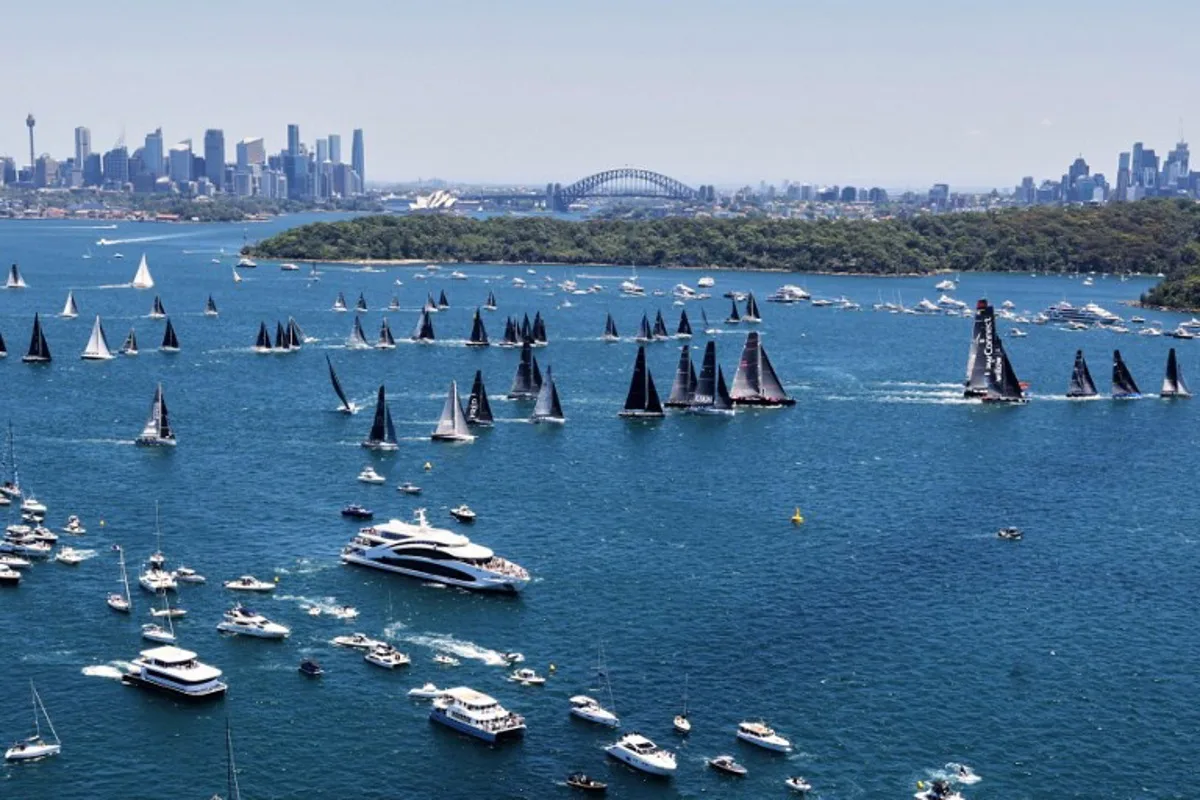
[32,683,59,746]
[226,719,241,800]
[465,370,494,426]
[160,318,179,351]
[1066,350,1097,397]
[325,355,353,412]
[664,345,694,408]
[23,313,51,363]
[1112,349,1141,398]
[119,547,131,607]
[676,308,692,338]
[1162,347,1191,398]
[81,315,114,360]
[467,308,489,347]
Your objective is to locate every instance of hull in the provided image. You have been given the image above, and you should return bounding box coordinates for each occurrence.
[341,552,526,593]
[430,708,524,743]
[5,743,60,762]
[135,437,177,447]
[731,397,795,407]
[684,406,735,417]
[121,672,227,700]
[618,410,665,418]
[606,747,674,777]
[361,442,399,452]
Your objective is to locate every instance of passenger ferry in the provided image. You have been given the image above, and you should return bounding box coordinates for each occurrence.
[429,686,525,743]
[121,645,227,700]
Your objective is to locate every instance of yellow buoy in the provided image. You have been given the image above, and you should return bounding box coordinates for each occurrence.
[791,507,804,525]
[99,519,106,527]
[423,461,433,472]
[549,663,557,672]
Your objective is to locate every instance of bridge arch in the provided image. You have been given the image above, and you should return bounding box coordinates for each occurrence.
[551,168,698,210]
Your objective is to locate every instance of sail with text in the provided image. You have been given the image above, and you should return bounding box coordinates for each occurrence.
[531,312,547,345]
[963,299,989,398]
[604,313,619,341]
[687,341,735,415]
[326,355,355,413]
[980,305,1026,403]
[6,263,26,289]
[81,315,114,360]
[1161,347,1190,398]
[725,297,741,324]
[150,295,167,319]
[484,291,497,311]
[438,290,449,309]
[60,291,78,319]
[1111,350,1141,398]
[635,314,653,343]
[467,308,489,347]
[411,309,435,342]
[274,321,290,351]
[254,322,272,352]
[120,328,138,356]
[23,313,51,363]
[653,310,669,340]
[744,292,761,322]
[348,316,370,349]
[619,346,665,418]
[1066,350,1097,397]
[355,292,368,313]
[135,383,176,446]
[508,341,539,399]
[131,253,154,289]
[730,332,794,406]
[431,380,475,442]
[205,294,219,317]
[665,345,695,408]
[376,318,396,349]
[676,309,693,339]
[531,366,565,423]
[361,385,399,450]
[466,370,494,426]
[160,318,180,352]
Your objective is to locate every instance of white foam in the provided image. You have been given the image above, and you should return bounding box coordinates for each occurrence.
[277,594,359,619]
[82,661,132,680]
[400,633,509,666]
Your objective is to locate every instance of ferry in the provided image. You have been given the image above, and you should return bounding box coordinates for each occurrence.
[121,645,227,700]
[429,686,525,743]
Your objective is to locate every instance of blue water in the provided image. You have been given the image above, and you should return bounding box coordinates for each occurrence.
[0,216,1196,799]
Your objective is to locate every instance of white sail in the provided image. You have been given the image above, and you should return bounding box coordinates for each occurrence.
[81,315,114,360]
[60,291,78,318]
[131,254,154,289]
[233,268,242,284]
[432,381,475,442]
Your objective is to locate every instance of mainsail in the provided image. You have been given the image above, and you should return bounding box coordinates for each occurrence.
[275,322,290,351]
[981,316,1025,403]
[964,300,989,397]
[136,383,175,446]
[635,314,653,343]
[1162,347,1191,398]
[520,314,532,343]
[287,318,304,348]
[254,322,272,352]
[377,318,396,349]
[431,380,474,442]
[81,315,114,360]
[467,308,489,347]
[604,313,619,341]
[160,318,180,352]
[22,313,51,363]
[121,328,138,356]
[725,298,741,324]
[676,309,692,338]
[348,317,370,349]
[531,366,564,423]
[714,366,734,411]
[6,263,26,289]
[653,311,669,340]
[1112,349,1141,398]
[688,341,734,415]
[362,385,398,450]
[131,254,154,289]
[150,295,166,318]
[620,346,665,417]
[531,312,547,345]
[1066,350,1097,397]
[485,291,497,310]
[438,290,449,309]
[465,370,494,426]
[664,345,695,408]
[60,291,79,318]
[744,292,761,322]
[205,295,219,317]
[508,341,538,399]
[411,309,435,342]
[729,332,794,406]
[326,355,355,413]
[356,293,368,313]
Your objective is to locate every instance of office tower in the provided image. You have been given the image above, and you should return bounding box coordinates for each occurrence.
[203,129,226,190]
[287,123,300,156]
[236,137,266,169]
[328,134,341,164]
[1165,140,1190,189]
[144,128,164,177]
[351,128,364,190]
[169,141,193,183]
[1115,152,1130,201]
[82,152,102,186]
[315,138,328,165]
[102,146,129,186]
[34,155,57,188]
[74,126,91,165]
[1131,142,1144,184]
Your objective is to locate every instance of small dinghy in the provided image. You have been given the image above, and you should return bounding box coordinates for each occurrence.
[785,775,813,793]
[565,773,608,793]
[408,683,443,698]
[298,659,324,677]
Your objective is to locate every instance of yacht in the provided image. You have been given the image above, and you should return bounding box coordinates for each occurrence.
[0,554,31,570]
[429,686,525,743]
[4,684,60,762]
[62,515,85,535]
[708,755,748,777]
[1169,326,1196,340]
[121,645,227,699]
[235,256,257,269]
[409,683,444,699]
[55,546,85,565]
[216,604,290,638]
[766,284,810,303]
[0,564,19,585]
[697,276,715,288]
[173,566,206,584]
[280,263,299,271]
[364,643,410,668]
[397,482,422,495]
[223,575,275,592]
[332,632,384,650]
[509,668,546,686]
[915,779,964,800]
[20,495,47,515]
[433,653,460,666]
[736,720,792,752]
[357,465,386,485]
[605,733,676,776]
[449,505,476,523]
[1043,300,1121,325]
[340,508,530,593]
[141,620,176,644]
[569,695,619,727]
[619,279,646,297]
[935,278,957,291]
[139,563,177,593]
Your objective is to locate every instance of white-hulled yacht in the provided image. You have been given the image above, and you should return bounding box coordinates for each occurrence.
[340,508,529,593]
[570,695,619,727]
[332,632,384,650]
[736,720,792,752]
[121,645,227,700]
[605,733,676,776]
[429,686,525,743]
[216,605,290,638]
[4,684,60,762]
[139,561,177,593]
[364,643,410,668]
[223,575,275,592]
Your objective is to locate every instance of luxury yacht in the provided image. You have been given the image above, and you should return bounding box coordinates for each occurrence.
[605,733,676,776]
[216,604,290,638]
[122,645,227,699]
[736,721,792,752]
[1043,300,1121,325]
[364,643,410,668]
[223,575,275,592]
[429,686,525,743]
[340,508,530,593]
[357,465,386,485]
[569,695,619,727]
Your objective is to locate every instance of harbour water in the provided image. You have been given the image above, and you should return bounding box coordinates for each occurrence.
[1,216,1198,799]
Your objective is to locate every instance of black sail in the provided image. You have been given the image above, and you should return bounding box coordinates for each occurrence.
[24,313,51,362]
[363,385,397,448]
[726,298,741,323]
[438,290,449,309]
[636,314,653,342]
[0,330,6,356]
[532,354,543,392]
[621,346,664,416]
[161,318,179,350]
[152,295,166,316]
[520,313,532,343]
[604,313,619,339]
[326,355,353,412]
[485,291,497,310]
[714,366,734,410]
[653,310,669,339]
[206,295,218,314]
[676,309,693,338]
[378,318,396,347]
[1162,347,1191,398]
[532,312,547,344]
[1112,349,1141,397]
[508,342,536,398]
[745,292,761,320]
[275,322,288,350]
[964,300,990,397]
[466,370,494,425]
[532,366,564,422]
[731,331,794,406]
[665,345,694,408]
[288,318,304,348]
[1066,350,1097,397]
[356,293,368,312]
[255,321,271,350]
[691,341,718,407]
[467,308,489,347]
[411,310,435,341]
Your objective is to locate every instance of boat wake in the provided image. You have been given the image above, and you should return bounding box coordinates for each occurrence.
[94,283,137,290]
[96,232,201,246]
[82,661,132,680]
[400,633,509,666]
[69,548,99,562]
[277,594,359,619]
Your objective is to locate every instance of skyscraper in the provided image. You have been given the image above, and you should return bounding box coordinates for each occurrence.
[203,129,226,190]
[351,128,364,191]
[144,128,164,177]
[315,138,329,165]
[328,134,342,164]
[287,124,300,156]
[1115,152,1130,201]
[74,126,91,166]
[236,137,265,169]
[169,141,193,183]
[102,146,129,186]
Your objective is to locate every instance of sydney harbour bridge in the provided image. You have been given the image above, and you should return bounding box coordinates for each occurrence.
[465,168,716,212]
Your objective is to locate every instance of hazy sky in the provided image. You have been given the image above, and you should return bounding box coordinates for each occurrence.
[4,0,1197,188]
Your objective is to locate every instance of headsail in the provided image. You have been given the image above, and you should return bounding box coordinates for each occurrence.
[22,313,51,363]
[287,318,304,348]
[131,253,154,289]
[275,322,290,351]
[1162,347,1191,398]
[1066,350,1097,397]
[81,315,114,360]
[620,346,665,417]
[160,318,180,352]
[432,380,475,441]
[348,316,370,349]
[531,366,564,423]
[730,332,794,406]
[1112,349,1141,398]
[508,341,537,399]
[676,309,692,338]
[60,291,79,319]
[362,386,398,450]
[467,308,489,347]
[465,370,494,426]
[664,345,695,408]
[714,366,734,411]
[326,355,355,413]
[964,300,989,397]
[981,313,1025,403]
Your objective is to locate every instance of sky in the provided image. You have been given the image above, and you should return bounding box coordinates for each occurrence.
[4,0,1198,189]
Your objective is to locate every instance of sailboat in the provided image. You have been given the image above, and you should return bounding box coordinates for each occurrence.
[355,292,368,313]
[652,310,670,340]
[411,309,436,343]
[1066,350,1097,398]
[120,328,138,356]
[701,307,718,335]
[725,297,742,324]
[570,644,620,727]
[619,346,665,418]
[131,253,154,289]
[465,370,493,426]
[160,318,180,352]
[963,300,988,399]
[673,674,691,734]
[332,292,348,312]
[438,289,450,309]
[743,292,762,323]
[6,263,27,289]
[347,317,370,350]
[1162,347,1191,398]
[424,293,438,314]
[81,315,114,360]
[729,332,794,406]
[22,313,51,363]
[499,317,519,347]
[664,345,698,408]
[274,321,291,352]
[531,312,547,346]
[4,683,61,762]
[216,720,242,800]
[2,423,20,499]
[431,381,475,442]
[204,295,219,317]
[107,546,132,612]
[466,308,489,347]
[508,342,540,399]
[484,290,497,311]
[376,318,397,349]
[287,318,305,348]
[135,384,176,446]
[676,308,693,339]
[388,295,400,311]
[326,355,358,414]
[1112,349,1141,399]
[232,268,242,284]
[0,330,6,357]
[603,313,619,342]
[531,366,565,424]
[60,290,79,319]
[967,300,1027,404]
[253,322,272,353]
[635,313,653,343]
[142,592,177,644]
[687,341,735,415]
[149,295,167,319]
[361,386,399,450]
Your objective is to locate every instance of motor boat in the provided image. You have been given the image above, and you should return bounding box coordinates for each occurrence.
[150,605,187,619]
[20,496,47,515]
[332,633,384,650]
[55,547,85,565]
[408,683,444,699]
[357,465,386,485]
[121,645,227,699]
[0,564,19,585]
[1009,327,1027,338]
[298,659,324,677]
[451,271,467,280]
[341,504,374,520]
[364,643,410,669]
[141,622,176,644]
[946,762,981,785]
[433,653,460,666]
[510,668,546,686]
[396,482,422,495]
[236,256,257,269]
[61,515,86,535]
[736,720,792,752]
[449,505,476,523]
[223,575,275,592]
[0,482,21,500]
[173,566,206,584]
[708,755,747,777]
[280,263,299,272]
[216,604,290,638]
[697,276,715,288]
[139,565,177,593]
[565,773,608,793]
[915,779,964,800]
[0,554,31,569]
[569,695,619,727]
[29,526,57,544]
[673,714,691,734]
[785,776,813,793]
[503,652,525,664]
[1169,326,1196,339]
[430,686,525,742]
[997,526,1023,541]
[605,733,676,776]
[935,278,956,291]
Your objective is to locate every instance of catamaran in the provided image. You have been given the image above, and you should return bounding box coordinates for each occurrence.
[431,381,475,442]
[22,313,51,363]
[4,683,60,762]
[60,290,79,319]
[664,345,698,408]
[1112,350,1141,399]
[1162,347,1191,398]
[466,308,489,347]
[1066,350,1097,398]
[347,317,370,350]
[376,318,397,349]
[604,312,620,342]
[619,346,665,418]
[135,384,176,446]
[159,318,180,352]
[531,366,565,424]
[131,253,154,289]
[149,295,167,319]
[743,292,762,323]
[6,263,27,289]
[81,315,114,360]
[411,309,435,343]
[465,370,493,426]
[326,355,358,413]
[204,295,219,317]
[120,328,138,356]
[730,332,794,407]
[361,386,399,450]
[676,308,693,339]
[508,342,542,399]
[107,546,133,612]
[687,341,735,415]
[254,322,272,353]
